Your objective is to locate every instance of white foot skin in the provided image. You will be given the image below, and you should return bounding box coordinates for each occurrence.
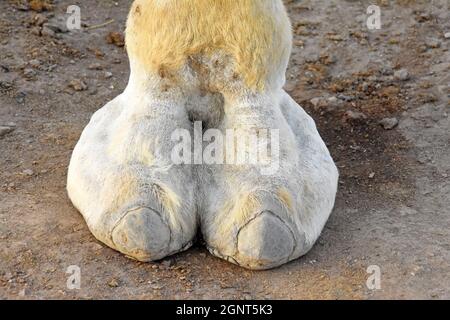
[67,93,197,262]
[237,211,296,267]
[201,91,338,270]
[68,0,338,269]
[205,191,306,270]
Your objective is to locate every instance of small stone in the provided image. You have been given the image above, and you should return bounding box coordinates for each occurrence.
[326,96,342,109]
[394,69,410,81]
[310,96,342,111]
[104,71,113,79]
[151,284,163,290]
[106,32,125,47]
[380,66,394,76]
[0,126,16,137]
[41,26,56,37]
[337,94,355,102]
[15,92,26,104]
[379,117,399,130]
[344,110,367,121]
[445,32,450,39]
[327,34,344,41]
[108,278,119,288]
[369,172,375,179]
[23,169,34,176]
[88,63,103,70]
[69,79,88,91]
[23,68,37,78]
[0,80,13,89]
[46,64,57,72]
[310,97,327,108]
[294,39,304,47]
[29,59,41,68]
[32,13,48,26]
[43,19,68,34]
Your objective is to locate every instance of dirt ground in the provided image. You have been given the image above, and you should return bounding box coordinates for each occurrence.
[0,0,449,300]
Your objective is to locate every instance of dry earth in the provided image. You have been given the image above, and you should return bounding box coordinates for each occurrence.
[0,0,449,299]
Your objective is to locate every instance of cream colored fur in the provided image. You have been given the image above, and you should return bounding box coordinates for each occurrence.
[126,0,291,90]
[67,0,338,270]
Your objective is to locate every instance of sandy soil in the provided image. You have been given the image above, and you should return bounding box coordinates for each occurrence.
[0,0,449,299]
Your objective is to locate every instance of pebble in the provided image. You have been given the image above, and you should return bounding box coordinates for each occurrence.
[106,32,125,47]
[326,96,341,108]
[0,80,13,89]
[337,94,355,102]
[0,125,16,137]
[15,92,26,104]
[394,69,410,81]
[23,169,34,176]
[380,66,394,76]
[379,117,399,130]
[445,32,450,39]
[344,110,367,120]
[151,284,163,290]
[32,13,48,27]
[41,26,56,37]
[104,71,113,79]
[88,63,103,70]
[43,19,68,34]
[23,68,37,78]
[310,97,326,108]
[29,59,41,68]
[310,96,342,111]
[108,278,119,288]
[69,79,88,91]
